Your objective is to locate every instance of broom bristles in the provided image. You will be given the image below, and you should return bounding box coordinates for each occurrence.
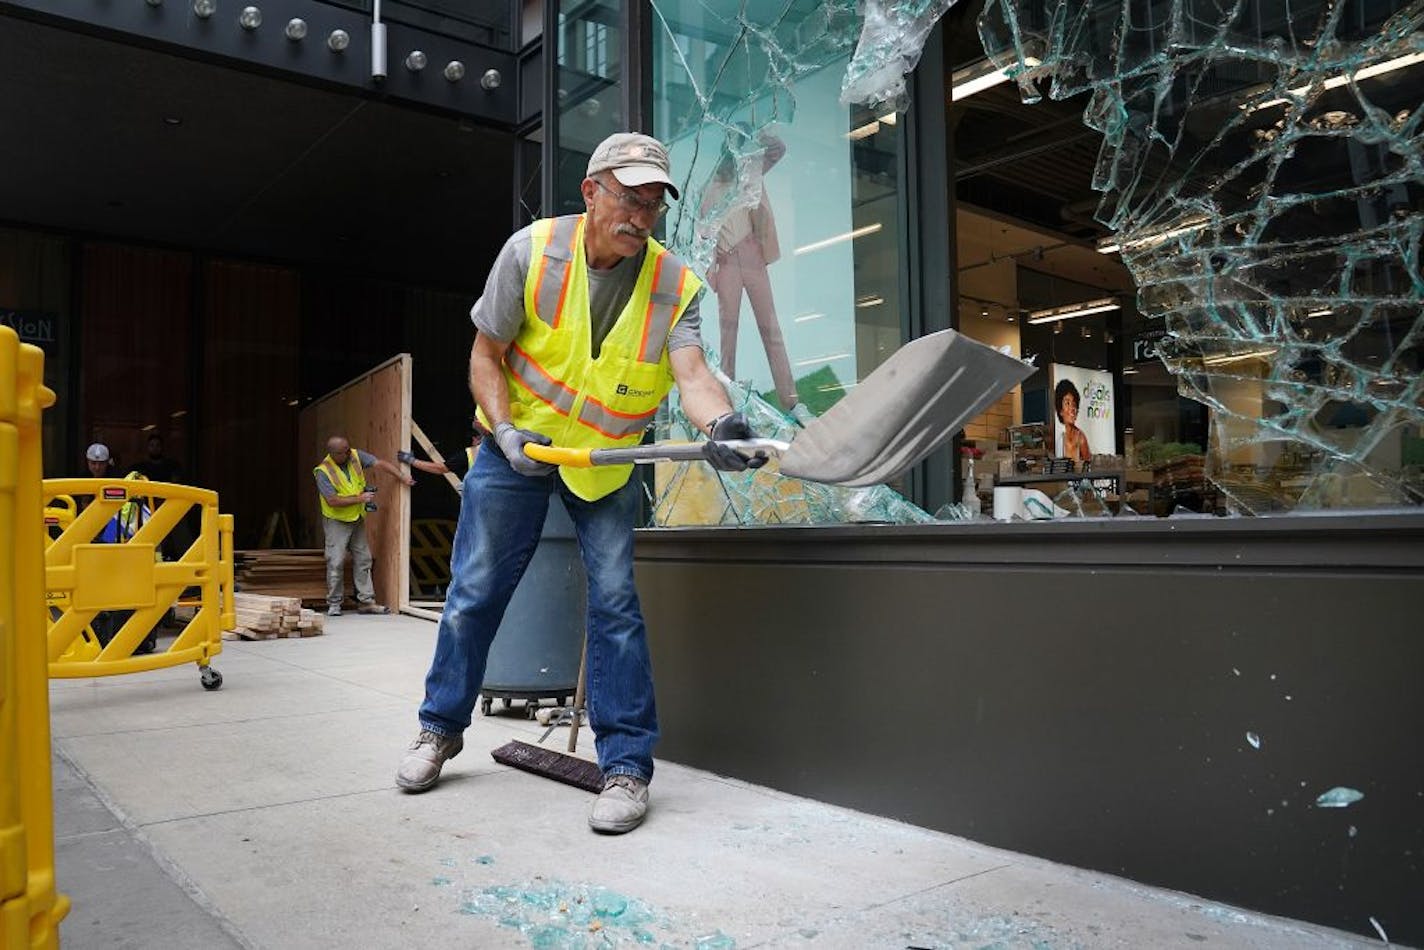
[490,740,605,793]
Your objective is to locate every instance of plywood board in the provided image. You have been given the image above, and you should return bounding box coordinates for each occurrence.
[298,354,413,609]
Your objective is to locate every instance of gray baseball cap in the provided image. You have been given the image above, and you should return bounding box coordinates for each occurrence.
[85,442,111,462]
[586,133,679,200]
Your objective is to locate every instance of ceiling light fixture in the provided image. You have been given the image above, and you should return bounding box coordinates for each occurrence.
[1026,297,1120,324]
[163,116,183,126]
[192,0,216,17]
[1097,216,1209,255]
[284,17,307,40]
[371,0,387,80]
[238,5,261,29]
[1200,347,1278,366]
[856,295,885,309]
[794,223,882,256]
[327,29,350,52]
[846,120,880,141]
[950,56,1042,102]
[405,50,427,71]
[1248,50,1424,111]
[444,61,467,81]
[1306,307,1334,317]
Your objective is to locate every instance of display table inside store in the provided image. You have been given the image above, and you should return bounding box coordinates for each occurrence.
[995,469,1125,494]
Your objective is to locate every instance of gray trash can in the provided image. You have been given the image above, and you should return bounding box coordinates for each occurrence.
[479,498,587,716]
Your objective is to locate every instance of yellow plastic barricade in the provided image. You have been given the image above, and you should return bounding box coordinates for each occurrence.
[43,479,235,690]
[1,326,68,948]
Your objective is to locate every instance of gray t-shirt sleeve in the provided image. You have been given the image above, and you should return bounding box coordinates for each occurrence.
[666,286,704,353]
[471,226,535,343]
[356,450,377,468]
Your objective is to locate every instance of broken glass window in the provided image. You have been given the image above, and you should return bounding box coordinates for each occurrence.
[978,0,1424,514]
[648,0,934,525]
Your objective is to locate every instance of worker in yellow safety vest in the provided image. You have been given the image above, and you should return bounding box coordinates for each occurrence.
[313,436,415,618]
[397,132,767,835]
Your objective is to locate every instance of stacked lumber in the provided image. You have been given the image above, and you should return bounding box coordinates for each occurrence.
[226,592,325,641]
[234,549,343,603]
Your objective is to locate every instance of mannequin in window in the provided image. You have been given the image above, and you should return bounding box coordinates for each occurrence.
[701,125,798,411]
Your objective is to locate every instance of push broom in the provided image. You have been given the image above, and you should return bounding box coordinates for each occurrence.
[490,641,604,792]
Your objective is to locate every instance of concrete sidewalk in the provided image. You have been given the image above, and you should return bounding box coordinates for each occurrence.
[49,616,1379,949]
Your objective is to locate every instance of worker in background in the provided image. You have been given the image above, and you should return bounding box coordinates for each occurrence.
[129,433,182,484]
[396,132,766,835]
[84,442,114,478]
[313,436,415,618]
[398,418,489,488]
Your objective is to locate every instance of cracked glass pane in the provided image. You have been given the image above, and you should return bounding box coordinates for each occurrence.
[648,0,934,525]
[978,0,1424,514]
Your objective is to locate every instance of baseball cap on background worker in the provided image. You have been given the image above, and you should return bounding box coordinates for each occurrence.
[586,133,680,200]
[85,443,111,462]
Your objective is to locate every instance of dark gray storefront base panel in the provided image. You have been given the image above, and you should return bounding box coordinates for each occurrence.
[636,514,1424,944]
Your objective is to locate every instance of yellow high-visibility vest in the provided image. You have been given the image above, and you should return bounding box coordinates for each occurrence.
[315,453,367,522]
[478,214,702,501]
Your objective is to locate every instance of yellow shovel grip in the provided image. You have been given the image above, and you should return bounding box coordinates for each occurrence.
[524,444,594,467]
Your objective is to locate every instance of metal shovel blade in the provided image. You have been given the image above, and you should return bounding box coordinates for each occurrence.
[778,329,1034,487]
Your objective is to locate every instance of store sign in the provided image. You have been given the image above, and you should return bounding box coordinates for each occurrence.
[0,309,60,350]
[1132,326,1168,363]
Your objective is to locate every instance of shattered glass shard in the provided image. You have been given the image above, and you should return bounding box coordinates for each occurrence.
[979,0,1424,514]
[841,0,964,109]
[1314,786,1366,808]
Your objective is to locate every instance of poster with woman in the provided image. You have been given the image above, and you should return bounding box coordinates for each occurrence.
[1050,363,1115,461]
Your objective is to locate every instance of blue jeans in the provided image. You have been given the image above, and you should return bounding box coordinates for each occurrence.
[417,442,659,782]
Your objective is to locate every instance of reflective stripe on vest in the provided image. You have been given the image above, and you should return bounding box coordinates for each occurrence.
[531,215,581,329]
[315,454,366,522]
[638,251,690,363]
[505,343,578,417]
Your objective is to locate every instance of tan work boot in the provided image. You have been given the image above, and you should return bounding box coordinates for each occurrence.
[588,774,649,834]
[395,729,463,792]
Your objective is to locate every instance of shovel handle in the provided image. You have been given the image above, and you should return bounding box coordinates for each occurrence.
[524,439,789,469]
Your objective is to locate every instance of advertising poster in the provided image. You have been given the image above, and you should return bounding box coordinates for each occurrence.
[1050,363,1114,460]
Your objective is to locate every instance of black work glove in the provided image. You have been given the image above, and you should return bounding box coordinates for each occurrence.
[704,412,768,472]
[396,450,414,464]
[494,422,556,477]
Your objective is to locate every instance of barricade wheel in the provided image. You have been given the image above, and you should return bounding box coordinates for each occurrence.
[200,667,224,691]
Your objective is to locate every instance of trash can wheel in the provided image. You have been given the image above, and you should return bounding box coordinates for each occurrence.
[200,667,223,691]
[480,697,493,716]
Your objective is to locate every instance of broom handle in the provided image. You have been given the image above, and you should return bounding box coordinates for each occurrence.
[563,643,586,752]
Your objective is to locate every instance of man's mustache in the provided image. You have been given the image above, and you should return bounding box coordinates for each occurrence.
[615,223,650,239]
